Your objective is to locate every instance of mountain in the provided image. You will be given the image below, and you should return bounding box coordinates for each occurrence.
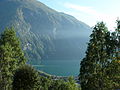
[0,0,91,64]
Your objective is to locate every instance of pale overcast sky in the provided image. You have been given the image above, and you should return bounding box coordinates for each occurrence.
[38,0,120,31]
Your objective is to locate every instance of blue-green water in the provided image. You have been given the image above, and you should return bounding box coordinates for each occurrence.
[34,60,80,76]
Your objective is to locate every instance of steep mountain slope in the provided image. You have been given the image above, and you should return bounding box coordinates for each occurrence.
[0,0,91,64]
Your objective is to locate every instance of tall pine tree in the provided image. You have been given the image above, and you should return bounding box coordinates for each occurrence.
[79,22,112,90]
[0,27,26,89]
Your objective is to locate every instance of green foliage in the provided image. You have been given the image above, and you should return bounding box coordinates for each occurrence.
[49,77,79,90]
[0,27,26,90]
[0,43,14,90]
[12,66,79,90]
[105,20,120,89]
[12,65,41,90]
[0,27,26,65]
[80,21,120,90]
[39,76,52,90]
[79,22,113,90]
[106,60,120,89]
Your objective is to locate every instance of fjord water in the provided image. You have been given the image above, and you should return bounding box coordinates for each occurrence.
[34,60,80,76]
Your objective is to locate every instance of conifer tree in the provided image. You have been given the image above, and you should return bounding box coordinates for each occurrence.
[0,27,26,66]
[79,22,112,90]
[106,20,120,89]
[0,27,26,89]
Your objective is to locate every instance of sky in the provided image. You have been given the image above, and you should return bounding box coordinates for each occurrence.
[38,0,120,31]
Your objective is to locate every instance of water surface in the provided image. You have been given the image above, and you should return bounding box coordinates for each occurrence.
[34,60,80,76]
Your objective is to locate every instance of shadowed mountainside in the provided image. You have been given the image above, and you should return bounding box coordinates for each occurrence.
[0,0,91,64]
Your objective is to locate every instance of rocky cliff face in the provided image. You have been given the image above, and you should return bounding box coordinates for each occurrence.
[0,0,91,64]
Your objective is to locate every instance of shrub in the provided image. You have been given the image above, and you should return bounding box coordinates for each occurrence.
[12,65,40,90]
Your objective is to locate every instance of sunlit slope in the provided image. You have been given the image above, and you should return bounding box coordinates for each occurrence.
[0,0,91,64]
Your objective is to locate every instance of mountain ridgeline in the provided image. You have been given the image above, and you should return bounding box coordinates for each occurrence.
[0,0,91,64]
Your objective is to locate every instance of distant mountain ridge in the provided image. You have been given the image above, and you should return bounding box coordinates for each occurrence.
[0,0,91,64]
